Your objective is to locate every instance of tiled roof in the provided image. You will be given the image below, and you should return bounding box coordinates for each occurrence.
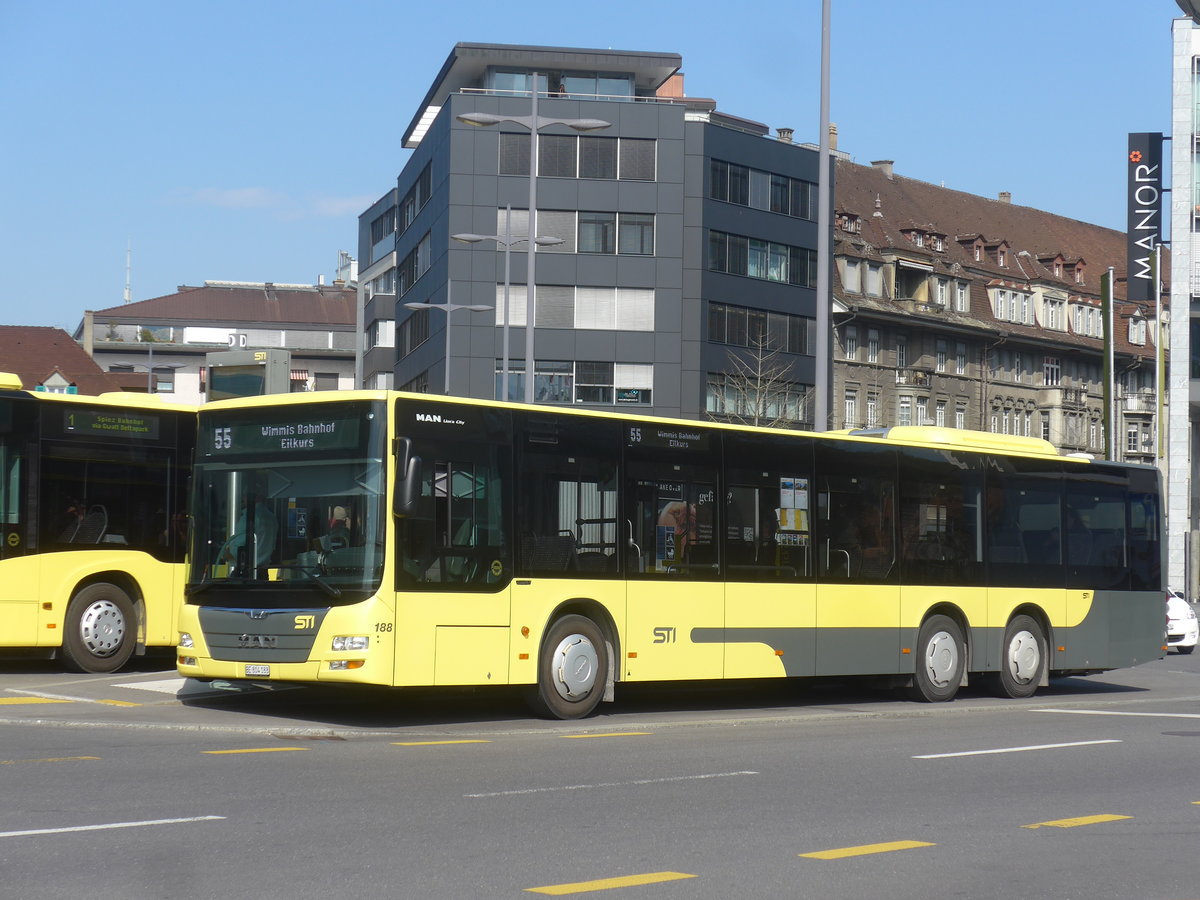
[0,326,122,395]
[88,283,357,327]
[834,159,1162,361]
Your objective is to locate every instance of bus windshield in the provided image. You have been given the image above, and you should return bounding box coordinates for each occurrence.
[189,401,387,605]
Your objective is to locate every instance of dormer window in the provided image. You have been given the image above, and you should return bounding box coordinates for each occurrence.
[997,248,1007,267]
[1054,262,1062,277]
[931,235,944,252]
[1129,317,1147,344]
[974,244,981,261]
[913,232,924,248]
[839,213,861,234]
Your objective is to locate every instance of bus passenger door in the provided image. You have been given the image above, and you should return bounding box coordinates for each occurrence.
[393,410,514,688]
[0,437,39,647]
[622,451,723,683]
[814,445,901,676]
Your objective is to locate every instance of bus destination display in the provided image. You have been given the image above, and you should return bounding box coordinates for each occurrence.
[65,409,160,440]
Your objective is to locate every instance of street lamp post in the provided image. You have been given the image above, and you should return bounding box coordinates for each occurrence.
[114,354,184,394]
[453,204,564,401]
[403,281,493,395]
[457,76,610,403]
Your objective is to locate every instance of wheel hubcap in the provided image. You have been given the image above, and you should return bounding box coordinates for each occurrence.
[550,633,597,700]
[924,630,959,687]
[1007,630,1040,683]
[79,600,126,658]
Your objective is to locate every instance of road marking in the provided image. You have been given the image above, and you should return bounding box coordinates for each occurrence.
[0,815,225,839]
[202,747,310,755]
[0,756,100,765]
[801,840,935,860]
[1023,814,1131,829]
[97,699,141,707]
[1035,708,1200,720]
[526,871,696,894]
[112,677,188,695]
[560,732,652,739]
[914,739,1121,759]
[392,740,492,746]
[0,697,72,706]
[466,770,758,799]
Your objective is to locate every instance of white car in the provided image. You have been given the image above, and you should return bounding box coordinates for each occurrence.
[1167,590,1198,654]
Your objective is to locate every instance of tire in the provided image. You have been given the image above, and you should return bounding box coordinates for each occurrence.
[60,583,136,674]
[1178,644,1195,656]
[527,614,608,720]
[910,614,965,702]
[989,614,1047,699]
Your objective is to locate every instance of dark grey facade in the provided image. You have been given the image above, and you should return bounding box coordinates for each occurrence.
[358,43,819,424]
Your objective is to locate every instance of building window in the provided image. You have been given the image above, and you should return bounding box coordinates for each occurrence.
[935,279,947,306]
[916,397,928,425]
[955,342,966,375]
[1043,356,1061,386]
[932,235,944,252]
[367,319,395,350]
[867,329,879,363]
[578,212,615,254]
[998,249,1007,267]
[865,264,883,297]
[314,373,338,391]
[708,302,810,354]
[501,134,656,181]
[896,336,907,369]
[866,392,878,427]
[955,403,965,430]
[618,213,655,255]
[842,259,861,293]
[1045,298,1064,330]
[844,389,858,428]
[936,339,947,373]
[898,396,912,426]
[955,282,968,312]
[708,230,816,288]
[710,159,816,220]
[844,325,858,359]
[935,400,946,428]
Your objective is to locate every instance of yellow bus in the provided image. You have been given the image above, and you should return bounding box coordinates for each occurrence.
[0,373,195,672]
[176,390,1163,718]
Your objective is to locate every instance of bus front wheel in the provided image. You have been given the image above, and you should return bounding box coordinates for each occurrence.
[527,614,608,720]
[910,614,964,702]
[61,583,136,674]
[989,615,1046,699]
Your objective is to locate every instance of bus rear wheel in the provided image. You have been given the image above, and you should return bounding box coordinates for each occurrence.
[989,615,1046,699]
[910,614,964,702]
[61,583,136,674]
[527,614,608,720]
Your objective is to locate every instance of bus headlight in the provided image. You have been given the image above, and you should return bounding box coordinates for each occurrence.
[332,636,369,652]
[179,632,194,649]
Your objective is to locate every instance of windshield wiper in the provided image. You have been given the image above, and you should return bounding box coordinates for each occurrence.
[272,564,343,598]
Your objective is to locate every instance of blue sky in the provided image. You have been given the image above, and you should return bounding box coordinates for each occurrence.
[0,0,1184,330]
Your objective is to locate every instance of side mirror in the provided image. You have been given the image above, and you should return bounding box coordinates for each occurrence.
[393,437,421,517]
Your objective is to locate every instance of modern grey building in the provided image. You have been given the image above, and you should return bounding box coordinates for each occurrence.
[358,43,819,424]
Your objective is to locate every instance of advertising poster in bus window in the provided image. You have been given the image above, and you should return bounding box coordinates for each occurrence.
[776,476,810,545]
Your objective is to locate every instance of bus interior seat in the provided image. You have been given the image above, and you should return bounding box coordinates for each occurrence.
[521,534,577,572]
[575,551,610,573]
[73,505,108,544]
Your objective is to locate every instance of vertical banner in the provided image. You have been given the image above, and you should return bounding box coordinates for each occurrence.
[1127,133,1163,303]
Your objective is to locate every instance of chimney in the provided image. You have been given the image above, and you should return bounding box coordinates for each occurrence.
[829,122,838,151]
[318,274,325,286]
[998,191,1012,204]
[777,127,793,144]
[871,159,894,180]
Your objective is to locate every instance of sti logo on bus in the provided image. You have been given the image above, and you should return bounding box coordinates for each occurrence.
[294,615,315,630]
[653,626,677,644]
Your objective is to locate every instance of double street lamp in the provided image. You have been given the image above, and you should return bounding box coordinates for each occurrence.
[456,74,610,403]
[404,281,493,395]
[453,204,564,402]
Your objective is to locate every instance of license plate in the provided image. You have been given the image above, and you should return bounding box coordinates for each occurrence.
[245,664,270,677]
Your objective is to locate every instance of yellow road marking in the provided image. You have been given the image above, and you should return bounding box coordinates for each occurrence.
[97,699,141,707]
[801,840,935,860]
[1023,814,1131,829]
[391,740,492,746]
[0,756,100,765]
[526,871,696,894]
[202,747,310,755]
[0,697,72,705]
[560,732,652,740]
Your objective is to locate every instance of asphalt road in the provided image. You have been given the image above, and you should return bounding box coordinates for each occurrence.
[2,649,1200,899]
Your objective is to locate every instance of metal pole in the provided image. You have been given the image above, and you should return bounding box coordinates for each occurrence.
[525,73,539,404]
[813,0,832,431]
[443,281,453,395]
[147,342,154,393]
[502,205,512,402]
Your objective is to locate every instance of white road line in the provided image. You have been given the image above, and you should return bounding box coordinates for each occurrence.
[465,770,759,798]
[913,739,1121,759]
[0,816,225,839]
[111,677,188,695]
[4,689,96,704]
[1035,708,1200,720]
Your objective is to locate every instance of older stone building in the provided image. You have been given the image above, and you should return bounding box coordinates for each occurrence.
[832,158,1161,463]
